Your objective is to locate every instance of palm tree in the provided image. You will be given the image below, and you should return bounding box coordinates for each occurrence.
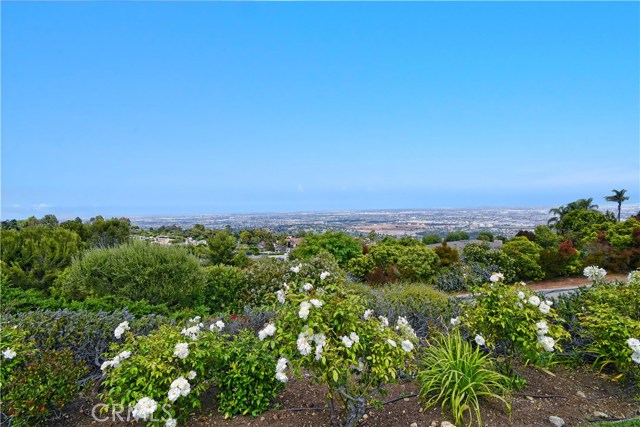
[604,189,629,222]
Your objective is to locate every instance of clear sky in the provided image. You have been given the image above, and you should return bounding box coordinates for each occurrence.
[2,2,639,219]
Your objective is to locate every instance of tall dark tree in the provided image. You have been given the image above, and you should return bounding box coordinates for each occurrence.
[604,189,630,222]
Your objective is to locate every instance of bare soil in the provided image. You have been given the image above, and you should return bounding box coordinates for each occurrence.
[526,274,629,292]
[50,364,639,427]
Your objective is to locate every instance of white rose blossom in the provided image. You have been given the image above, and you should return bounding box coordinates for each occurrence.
[297,332,312,356]
[174,342,189,360]
[114,321,130,339]
[528,295,541,307]
[258,323,277,341]
[627,338,640,353]
[302,283,313,292]
[276,289,286,304]
[132,397,157,421]
[310,299,323,308]
[490,272,504,282]
[187,370,197,380]
[450,317,461,326]
[341,336,354,348]
[364,309,374,320]
[583,265,607,281]
[538,335,555,352]
[517,291,525,300]
[401,340,414,352]
[386,339,397,348]
[536,320,549,336]
[299,301,312,320]
[320,271,331,280]
[2,348,16,359]
[290,265,301,274]
[166,419,177,427]
[474,334,486,346]
[538,302,551,315]
[170,376,191,397]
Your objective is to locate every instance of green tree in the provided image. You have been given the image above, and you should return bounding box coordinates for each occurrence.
[548,198,599,228]
[422,233,442,245]
[605,189,630,222]
[0,227,82,291]
[290,231,362,267]
[533,225,561,249]
[86,216,131,247]
[444,231,470,242]
[207,230,238,265]
[501,236,544,282]
[475,231,494,242]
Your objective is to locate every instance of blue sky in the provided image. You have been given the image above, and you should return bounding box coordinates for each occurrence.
[2,2,639,219]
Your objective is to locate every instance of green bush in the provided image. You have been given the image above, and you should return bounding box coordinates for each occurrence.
[462,243,515,283]
[2,348,88,426]
[461,279,569,364]
[560,276,640,380]
[350,282,454,337]
[290,231,362,267]
[53,242,206,308]
[418,329,511,427]
[204,265,249,314]
[501,237,544,282]
[4,309,168,379]
[422,233,442,245]
[0,227,82,290]
[100,322,222,425]
[444,231,470,242]
[213,330,284,417]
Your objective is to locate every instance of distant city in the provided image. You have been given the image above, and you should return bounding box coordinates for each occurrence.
[130,204,640,238]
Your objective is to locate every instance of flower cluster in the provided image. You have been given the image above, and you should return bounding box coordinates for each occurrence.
[181,325,202,341]
[258,323,277,341]
[536,321,555,352]
[275,357,288,383]
[101,350,132,371]
[173,342,189,360]
[114,321,130,339]
[396,316,416,338]
[132,397,157,420]
[276,289,286,304]
[363,309,374,320]
[168,376,191,402]
[299,298,323,320]
[2,348,16,359]
[450,317,461,326]
[320,271,331,280]
[341,332,360,349]
[302,283,314,292]
[583,265,607,281]
[209,320,225,332]
[290,264,301,274]
[490,272,504,282]
[628,338,640,364]
[524,293,552,314]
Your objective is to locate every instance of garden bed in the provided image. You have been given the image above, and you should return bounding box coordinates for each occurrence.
[50,364,639,427]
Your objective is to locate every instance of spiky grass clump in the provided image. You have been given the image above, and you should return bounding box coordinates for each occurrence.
[418,330,511,427]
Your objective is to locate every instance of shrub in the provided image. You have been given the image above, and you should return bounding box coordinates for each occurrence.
[422,233,442,245]
[501,237,544,282]
[1,348,88,426]
[245,253,343,308]
[4,309,168,379]
[418,329,511,427]
[434,262,496,292]
[433,244,460,269]
[213,330,283,417]
[396,246,439,282]
[347,243,438,284]
[204,265,249,314]
[53,242,206,308]
[0,227,82,291]
[264,272,418,427]
[444,231,470,242]
[100,321,222,425]
[460,278,569,364]
[461,243,515,282]
[350,282,454,338]
[289,231,363,267]
[557,274,640,381]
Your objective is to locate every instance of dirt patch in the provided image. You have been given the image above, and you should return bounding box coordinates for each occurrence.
[48,365,639,427]
[526,273,629,292]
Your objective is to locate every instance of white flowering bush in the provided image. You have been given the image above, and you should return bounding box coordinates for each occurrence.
[568,274,640,382]
[583,265,607,282]
[460,276,569,364]
[100,319,224,425]
[264,272,418,427]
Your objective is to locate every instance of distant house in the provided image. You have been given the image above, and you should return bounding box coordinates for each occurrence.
[285,237,303,250]
[426,239,503,251]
